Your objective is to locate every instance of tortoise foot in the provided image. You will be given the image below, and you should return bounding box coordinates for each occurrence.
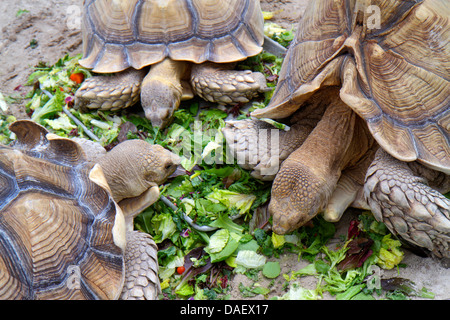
[75,69,145,111]
[121,231,161,300]
[223,118,282,180]
[365,149,450,259]
[191,62,269,105]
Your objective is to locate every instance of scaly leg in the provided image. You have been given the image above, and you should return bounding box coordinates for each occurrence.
[190,62,269,105]
[364,149,450,259]
[222,91,326,180]
[75,68,146,111]
[120,231,160,300]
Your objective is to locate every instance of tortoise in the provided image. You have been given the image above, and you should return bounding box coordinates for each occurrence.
[0,120,180,299]
[74,0,269,128]
[223,0,450,260]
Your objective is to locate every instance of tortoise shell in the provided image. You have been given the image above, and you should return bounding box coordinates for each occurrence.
[0,120,126,299]
[80,0,264,73]
[252,0,449,174]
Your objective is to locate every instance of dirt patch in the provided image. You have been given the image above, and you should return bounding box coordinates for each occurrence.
[0,0,448,300]
[0,0,82,119]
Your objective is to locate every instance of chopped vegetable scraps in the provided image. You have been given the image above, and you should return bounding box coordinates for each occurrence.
[377,234,404,270]
[262,9,283,20]
[206,189,257,215]
[0,114,16,145]
[69,72,84,84]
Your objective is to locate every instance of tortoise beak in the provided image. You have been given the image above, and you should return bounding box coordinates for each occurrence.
[269,196,319,235]
[145,101,172,129]
[168,166,187,179]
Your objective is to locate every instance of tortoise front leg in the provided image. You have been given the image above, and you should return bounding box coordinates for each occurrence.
[75,68,146,111]
[118,185,161,232]
[364,149,450,261]
[323,146,377,222]
[120,230,161,300]
[323,120,378,222]
[190,62,269,105]
[222,98,326,181]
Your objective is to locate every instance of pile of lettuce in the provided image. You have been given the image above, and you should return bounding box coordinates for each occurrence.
[0,21,440,300]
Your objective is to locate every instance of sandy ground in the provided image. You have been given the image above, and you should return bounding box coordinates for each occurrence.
[0,0,448,300]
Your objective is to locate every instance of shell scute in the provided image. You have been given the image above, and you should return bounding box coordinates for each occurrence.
[80,0,264,72]
[0,121,124,300]
[252,0,449,173]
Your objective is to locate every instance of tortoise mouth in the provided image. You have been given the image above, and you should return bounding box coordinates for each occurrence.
[269,197,318,235]
[272,222,293,235]
[271,211,316,235]
[144,102,171,129]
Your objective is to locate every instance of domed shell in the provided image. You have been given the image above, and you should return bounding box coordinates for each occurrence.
[0,120,126,300]
[80,0,264,73]
[252,0,450,174]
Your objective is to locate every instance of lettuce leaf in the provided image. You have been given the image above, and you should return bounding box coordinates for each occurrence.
[43,113,76,134]
[207,189,256,215]
[235,250,267,269]
[31,90,64,122]
[262,261,281,279]
[377,234,404,269]
[151,213,177,243]
[278,282,320,300]
[206,229,229,253]
[208,213,244,234]
[206,231,242,263]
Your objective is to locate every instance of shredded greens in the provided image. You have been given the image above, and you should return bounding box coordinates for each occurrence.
[0,21,440,301]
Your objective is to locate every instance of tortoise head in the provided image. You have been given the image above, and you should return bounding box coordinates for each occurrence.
[140,59,186,129]
[141,82,182,129]
[269,158,329,234]
[98,140,180,202]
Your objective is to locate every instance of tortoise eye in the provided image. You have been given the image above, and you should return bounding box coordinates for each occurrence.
[165,163,174,170]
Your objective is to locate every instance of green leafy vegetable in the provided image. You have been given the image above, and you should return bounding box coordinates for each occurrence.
[206,232,241,263]
[175,282,195,297]
[335,284,366,300]
[31,90,64,122]
[151,213,177,243]
[377,234,404,269]
[206,229,229,253]
[206,189,257,215]
[277,282,320,300]
[43,113,76,133]
[0,115,16,145]
[235,250,267,269]
[208,213,244,234]
[239,282,270,298]
[271,233,286,249]
[11,30,425,301]
[381,278,435,299]
[262,261,281,279]
[16,9,29,17]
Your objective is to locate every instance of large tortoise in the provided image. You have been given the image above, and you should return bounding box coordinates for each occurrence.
[0,120,180,299]
[224,0,450,260]
[74,0,268,128]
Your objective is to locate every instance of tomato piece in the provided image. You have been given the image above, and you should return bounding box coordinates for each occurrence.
[176,266,185,274]
[70,72,84,84]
